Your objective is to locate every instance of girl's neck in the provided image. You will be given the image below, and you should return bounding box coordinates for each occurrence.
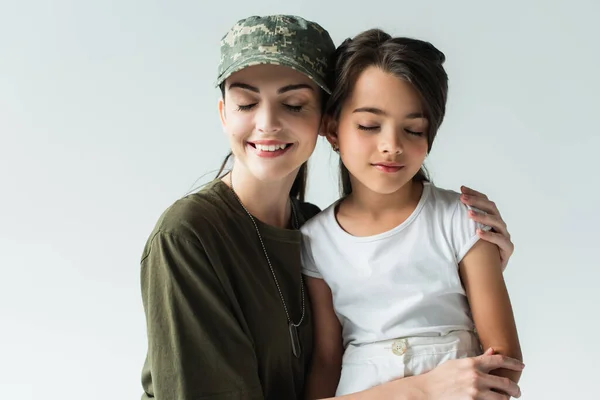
[223,164,297,228]
[344,179,423,219]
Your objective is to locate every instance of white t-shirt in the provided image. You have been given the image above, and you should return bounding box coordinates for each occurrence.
[300,182,490,348]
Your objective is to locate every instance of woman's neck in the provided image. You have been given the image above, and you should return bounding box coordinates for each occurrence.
[223,164,297,228]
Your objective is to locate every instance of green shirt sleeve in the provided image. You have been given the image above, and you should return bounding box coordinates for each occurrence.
[140,230,264,399]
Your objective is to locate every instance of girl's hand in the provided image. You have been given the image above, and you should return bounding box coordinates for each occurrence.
[416,348,524,400]
[460,186,514,271]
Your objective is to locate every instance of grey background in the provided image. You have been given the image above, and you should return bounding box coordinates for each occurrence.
[1,0,598,399]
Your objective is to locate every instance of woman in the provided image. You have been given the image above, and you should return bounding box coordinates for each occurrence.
[139,15,522,400]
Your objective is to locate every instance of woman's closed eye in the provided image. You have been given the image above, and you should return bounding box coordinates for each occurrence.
[284,104,303,113]
[235,103,304,112]
[236,103,257,111]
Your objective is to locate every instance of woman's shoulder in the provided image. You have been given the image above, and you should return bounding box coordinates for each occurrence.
[296,200,322,225]
[146,180,237,244]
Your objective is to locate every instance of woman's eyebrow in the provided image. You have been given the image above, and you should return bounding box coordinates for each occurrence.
[228,82,259,93]
[277,84,314,94]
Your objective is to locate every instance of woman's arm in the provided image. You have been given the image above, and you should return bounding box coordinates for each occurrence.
[304,276,344,399]
[459,239,523,392]
[460,186,514,271]
[141,231,263,400]
[304,278,523,400]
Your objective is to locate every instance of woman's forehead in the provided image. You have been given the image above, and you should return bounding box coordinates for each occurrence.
[226,64,318,91]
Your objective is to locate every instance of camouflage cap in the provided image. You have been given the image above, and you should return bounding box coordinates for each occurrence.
[216,15,336,94]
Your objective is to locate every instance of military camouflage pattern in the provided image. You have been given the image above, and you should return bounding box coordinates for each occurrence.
[216,15,336,93]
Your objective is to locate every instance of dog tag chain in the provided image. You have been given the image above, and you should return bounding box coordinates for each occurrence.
[229,178,305,358]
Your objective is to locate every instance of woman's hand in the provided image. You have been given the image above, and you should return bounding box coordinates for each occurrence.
[460,186,514,271]
[335,349,523,400]
[415,348,524,400]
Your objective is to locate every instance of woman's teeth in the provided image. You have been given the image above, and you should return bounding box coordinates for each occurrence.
[254,143,288,152]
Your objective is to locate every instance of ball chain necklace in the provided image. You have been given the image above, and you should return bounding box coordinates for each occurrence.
[228,176,305,358]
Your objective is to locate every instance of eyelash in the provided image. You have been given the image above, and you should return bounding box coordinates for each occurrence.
[357,125,424,136]
[358,124,379,131]
[235,104,303,113]
[236,104,256,111]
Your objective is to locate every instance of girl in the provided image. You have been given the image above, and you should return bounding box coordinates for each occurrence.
[139,15,523,400]
[301,30,523,398]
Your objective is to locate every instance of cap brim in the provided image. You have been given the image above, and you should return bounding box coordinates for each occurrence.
[215,54,331,94]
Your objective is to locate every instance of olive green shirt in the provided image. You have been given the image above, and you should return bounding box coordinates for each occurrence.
[140,180,321,399]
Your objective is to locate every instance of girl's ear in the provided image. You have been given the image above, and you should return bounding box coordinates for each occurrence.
[320,115,339,151]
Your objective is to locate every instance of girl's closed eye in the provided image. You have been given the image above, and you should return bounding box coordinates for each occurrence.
[357,124,380,131]
[405,128,424,136]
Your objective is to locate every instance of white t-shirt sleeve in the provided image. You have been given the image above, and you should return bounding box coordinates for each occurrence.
[300,232,324,279]
[450,200,492,263]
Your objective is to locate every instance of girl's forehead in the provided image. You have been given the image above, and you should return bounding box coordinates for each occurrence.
[346,68,423,112]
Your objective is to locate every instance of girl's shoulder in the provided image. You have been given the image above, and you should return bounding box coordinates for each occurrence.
[423,182,465,216]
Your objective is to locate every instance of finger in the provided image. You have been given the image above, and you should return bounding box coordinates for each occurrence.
[461,195,500,216]
[479,392,511,400]
[461,185,489,200]
[484,347,495,356]
[477,229,514,257]
[469,211,508,237]
[478,373,521,398]
[479,354,525,373]
[480,392,512,400]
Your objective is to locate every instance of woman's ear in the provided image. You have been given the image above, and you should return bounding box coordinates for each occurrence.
[218,97,227,132]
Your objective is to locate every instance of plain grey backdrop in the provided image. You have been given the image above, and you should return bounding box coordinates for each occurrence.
[1,0,598,399]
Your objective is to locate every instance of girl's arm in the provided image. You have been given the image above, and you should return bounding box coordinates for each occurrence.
[303,260,524,400]
[304,276,344,399]
[320,349,524,400]
[459,239,523,389]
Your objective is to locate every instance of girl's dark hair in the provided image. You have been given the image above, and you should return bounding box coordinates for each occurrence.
[325,29,449,196]
[214,83,328,202]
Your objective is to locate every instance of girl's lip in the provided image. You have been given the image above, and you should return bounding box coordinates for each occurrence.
[372,163,404,173]
[372,162,403,167]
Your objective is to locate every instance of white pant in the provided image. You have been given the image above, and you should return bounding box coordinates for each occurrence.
[336,330,482,396]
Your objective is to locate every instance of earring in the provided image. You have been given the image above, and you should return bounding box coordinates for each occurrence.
[332,144,339,152]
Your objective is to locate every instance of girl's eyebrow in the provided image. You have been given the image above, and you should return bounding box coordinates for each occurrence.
[353,107,426,119]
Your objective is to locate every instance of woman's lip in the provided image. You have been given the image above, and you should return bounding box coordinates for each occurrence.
[247,142,294,158]
[248,140,292,145]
